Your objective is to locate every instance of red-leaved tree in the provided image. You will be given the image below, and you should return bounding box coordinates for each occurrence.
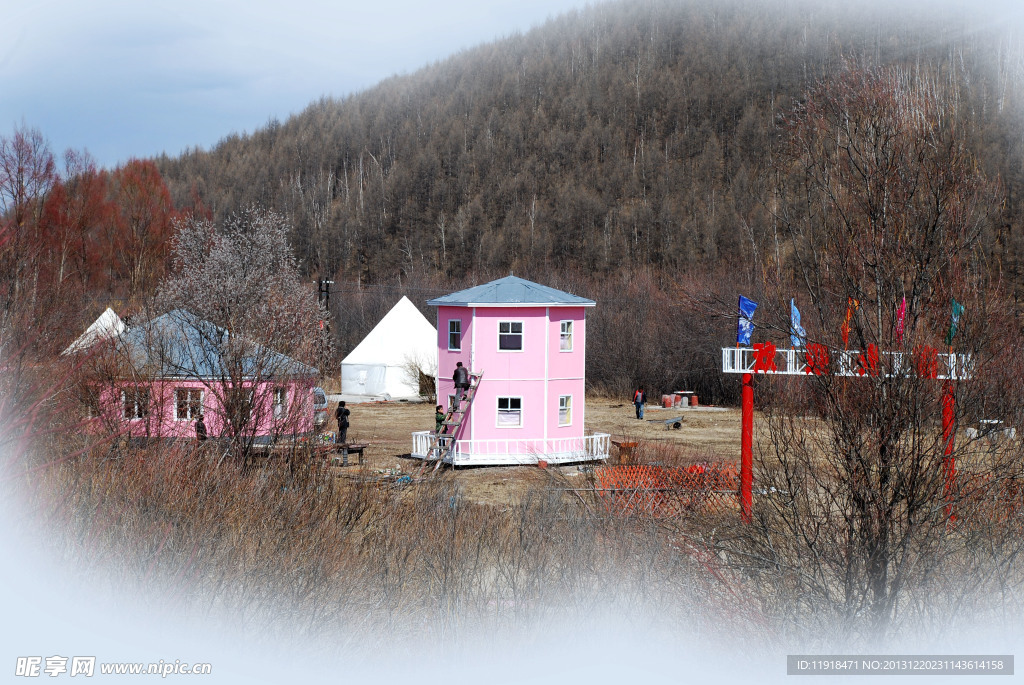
[109,159,177,301]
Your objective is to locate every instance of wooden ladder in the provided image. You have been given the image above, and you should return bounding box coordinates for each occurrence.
[423,370,483,472]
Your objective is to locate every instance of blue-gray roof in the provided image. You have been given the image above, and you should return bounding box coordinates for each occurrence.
[115,309,318,380]
[427,276,595,308]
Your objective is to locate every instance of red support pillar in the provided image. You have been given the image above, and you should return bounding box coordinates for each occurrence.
[741,372,753,523]
[942,381,956,521]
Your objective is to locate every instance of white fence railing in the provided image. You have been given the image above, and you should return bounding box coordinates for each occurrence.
[412,431,610,465]
[722,346,973,380]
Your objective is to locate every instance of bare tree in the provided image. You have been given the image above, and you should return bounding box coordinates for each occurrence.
[0,125,55,357]
[728,63,1024,644]
[145,205,334,456]
[400,352,437,401]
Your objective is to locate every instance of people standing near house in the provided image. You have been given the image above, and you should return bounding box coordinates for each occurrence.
[633,388,646,420]
[452,361,470,407]
[435,405,446,434]
[335,401,350,447]
[195,414,207,442]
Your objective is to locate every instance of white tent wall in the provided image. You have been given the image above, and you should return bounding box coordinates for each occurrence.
[341,363,389,396]
[340,296,437,399]
[340,361,431,398]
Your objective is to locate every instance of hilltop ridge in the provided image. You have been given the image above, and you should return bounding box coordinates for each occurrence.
[157,0,1024,285]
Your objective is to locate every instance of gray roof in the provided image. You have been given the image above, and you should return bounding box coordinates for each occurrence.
[427,276,595,308]
[115,309,318,380]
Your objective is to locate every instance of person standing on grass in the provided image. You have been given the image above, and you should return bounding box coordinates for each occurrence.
[335,401,350,447]
[633,387,646,420]
[195,413,208,442]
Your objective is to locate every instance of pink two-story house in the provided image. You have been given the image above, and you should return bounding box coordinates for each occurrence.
[412,276,610,466]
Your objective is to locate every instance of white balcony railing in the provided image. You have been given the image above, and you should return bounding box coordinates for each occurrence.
[412,431,610,466]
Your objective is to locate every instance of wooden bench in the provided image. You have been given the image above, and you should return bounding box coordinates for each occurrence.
[331,443,368,466]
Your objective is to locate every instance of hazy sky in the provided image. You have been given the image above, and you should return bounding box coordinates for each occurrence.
[6,1,1024,170]
[2,0,591,169]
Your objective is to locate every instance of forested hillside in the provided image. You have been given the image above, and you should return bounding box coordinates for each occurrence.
[151,0,1024,398]
[159,0,1023,280]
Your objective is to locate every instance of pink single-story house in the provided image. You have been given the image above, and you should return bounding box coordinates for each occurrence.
[78,309,318,442]
[412,276,610,466]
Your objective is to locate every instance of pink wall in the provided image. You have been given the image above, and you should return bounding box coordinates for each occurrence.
[91,377,316,439]
[471,379,546,437]
[548,308,586,379]
[435,304,587,446]
[436,306,473,403]
[472,307,548,381]
[547,378,585,438]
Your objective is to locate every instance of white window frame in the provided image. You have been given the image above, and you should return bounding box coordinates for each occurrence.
[496,396,523,428]
[175,387,204,421]
[498,320,524,352]
[559,320,573,352]
[122,387,149,421]
[448,319,462,351]
[272,386,289,420]
[558,395,572,426]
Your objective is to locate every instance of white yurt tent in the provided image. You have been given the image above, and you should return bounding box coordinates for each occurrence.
[341,296,437,398]
[62,308,126,355]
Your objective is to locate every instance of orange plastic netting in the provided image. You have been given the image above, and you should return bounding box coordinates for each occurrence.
[594,463,740,518]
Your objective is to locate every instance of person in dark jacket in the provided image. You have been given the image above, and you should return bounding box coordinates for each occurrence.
[335,401,350,447]
[452,361,470,407]
[195,414,208,441]
[633,388,646,420]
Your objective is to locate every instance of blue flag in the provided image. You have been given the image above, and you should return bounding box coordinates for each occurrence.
[737,295,757,345]
[790,298,806,348]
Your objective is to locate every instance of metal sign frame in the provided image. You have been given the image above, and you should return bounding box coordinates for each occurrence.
[722,345,972,522]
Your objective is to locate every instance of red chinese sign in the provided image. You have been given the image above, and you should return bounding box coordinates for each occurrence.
[805,343,830,376]
[857,344,879,377]
[752,342,777,372]
[914,345,939,380]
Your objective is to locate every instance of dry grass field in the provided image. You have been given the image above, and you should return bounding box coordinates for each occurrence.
[33,390,1022,649]
[330,397,745,505]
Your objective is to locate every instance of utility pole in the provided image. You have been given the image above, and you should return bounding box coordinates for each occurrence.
[317,279,334,331]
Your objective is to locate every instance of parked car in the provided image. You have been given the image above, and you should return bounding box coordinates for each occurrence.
[313,387,328,428]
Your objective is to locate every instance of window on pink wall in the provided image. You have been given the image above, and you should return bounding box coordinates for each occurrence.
[175,388,203,420]
[559,320,573,351]
[498,321,523,351]
[272,387,289,420]
[559,395,572,426]
[122,387,149,420]
[448,320,461,350]
[497,397,522,427]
